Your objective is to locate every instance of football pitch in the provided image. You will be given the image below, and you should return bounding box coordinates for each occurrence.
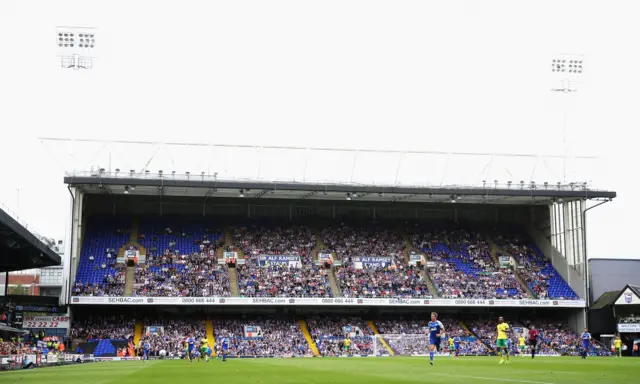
[1,357,637,384]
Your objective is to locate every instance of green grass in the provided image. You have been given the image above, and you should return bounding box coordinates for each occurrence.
[1,357,638,384]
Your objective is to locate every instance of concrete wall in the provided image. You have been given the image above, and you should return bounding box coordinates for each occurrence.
[590,259,640,303]
[528,225,586,299]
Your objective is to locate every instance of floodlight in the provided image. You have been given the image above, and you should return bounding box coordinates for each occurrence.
[56,26,97,70]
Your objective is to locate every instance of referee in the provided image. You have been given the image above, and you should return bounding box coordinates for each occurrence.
[528,325,539,359]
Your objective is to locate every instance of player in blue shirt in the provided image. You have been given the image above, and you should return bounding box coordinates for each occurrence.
[143,341,151,361]
[221,337,229,362]
[453,334,462,359]
[186,335,195,362]
[427,312,445,366]
[580,328,591,360]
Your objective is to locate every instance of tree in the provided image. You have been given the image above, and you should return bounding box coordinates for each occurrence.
[8,284,29,295]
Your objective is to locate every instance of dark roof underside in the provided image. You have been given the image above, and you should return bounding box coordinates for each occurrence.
[65,176,616,206]
[0,209,61,273]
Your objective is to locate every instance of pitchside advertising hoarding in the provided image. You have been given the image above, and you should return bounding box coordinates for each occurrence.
[70,296,586,308]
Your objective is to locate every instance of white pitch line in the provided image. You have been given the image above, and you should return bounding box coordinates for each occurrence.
[430,372,556,384]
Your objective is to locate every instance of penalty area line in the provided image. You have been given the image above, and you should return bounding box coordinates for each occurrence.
[430,372,556,384]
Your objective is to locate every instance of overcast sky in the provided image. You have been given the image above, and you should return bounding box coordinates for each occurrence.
[0,1,638,260]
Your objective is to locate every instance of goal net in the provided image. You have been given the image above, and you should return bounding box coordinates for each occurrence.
[374,334,446,357]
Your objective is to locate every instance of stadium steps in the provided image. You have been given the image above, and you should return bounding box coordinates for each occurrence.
[485,234,537,299]
[130,217,139,243]
[228,267,239,296]
[420,268,440,298]
[327,267,343,297]
[314,228,336,263]
[367,321,394,356]
[299,320,320,356]
[461,321,495,353]
[206,319,216,350]
[134,320,144,346]
[124,265,135,296]
[400,231,412,264]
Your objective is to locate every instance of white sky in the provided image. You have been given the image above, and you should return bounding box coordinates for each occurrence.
[0,0,638,260]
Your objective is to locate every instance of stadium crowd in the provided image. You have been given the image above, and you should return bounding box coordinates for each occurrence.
[375,318,488,356]
[134,254,231,297]
[214,318,310,356]
[412,227,529,299]
[70,317,135,341]
[493,232,577,300]
[140,320,205,357]
[233,224,332,298]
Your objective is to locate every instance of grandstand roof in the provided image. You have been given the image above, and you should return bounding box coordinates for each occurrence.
[0,208,62,273]
[65,173,616,205]
[590,291,619,310]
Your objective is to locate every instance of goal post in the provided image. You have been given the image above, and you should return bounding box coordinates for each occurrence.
[375,334,443,357]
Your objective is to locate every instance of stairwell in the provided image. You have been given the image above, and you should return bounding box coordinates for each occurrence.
[124,266,135,296]
[228,268,239,296]
[327,267,342,297]
[484,234,537,298]
[367,320,395,356]
[402,230,439,297]
[134,321,144,346]
[299,320,320,356]
[205,319,216,350]
[461,320,495,353]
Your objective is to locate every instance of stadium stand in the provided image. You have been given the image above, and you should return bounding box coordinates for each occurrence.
[72,216,130,296]
[322,224,431,298]
[140,319,206,357]
[232,223,331,297]
[213,317,311,357]
[410,226,529,299]
[493,230,578,300]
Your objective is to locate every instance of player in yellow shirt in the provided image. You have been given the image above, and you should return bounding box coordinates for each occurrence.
[496,317,511,364]
[448,337,455,358]
[518,333,526,357]
[344,338,352,356]
[614,336,622,358]
[200,338,210,362]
